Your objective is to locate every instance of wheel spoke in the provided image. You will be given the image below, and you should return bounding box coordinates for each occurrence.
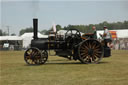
[41,50,48,63]
[79,40,103,64]
[24,48,47,65]
[92,42,97,49]
[85,42,89,47]
[88,41,92,49]
[80,49,88,53]
[25,55,31,59]
[94,44,101,49]
[83,44,89,50]
[27,51,31,55]
[93,53,101,58]
[81,53,89,59]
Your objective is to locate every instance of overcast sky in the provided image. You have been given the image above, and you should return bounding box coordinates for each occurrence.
[0,0,128,35]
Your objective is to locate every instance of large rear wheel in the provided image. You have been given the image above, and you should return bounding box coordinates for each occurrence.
[78,39,104,64]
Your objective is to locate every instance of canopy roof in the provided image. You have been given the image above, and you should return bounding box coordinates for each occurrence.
[0,36,22,41]
[20,32,48,39]
[97,29,128,39]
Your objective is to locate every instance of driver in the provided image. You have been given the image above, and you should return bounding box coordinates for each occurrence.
[100,26,112,47]
[92,26,97,39]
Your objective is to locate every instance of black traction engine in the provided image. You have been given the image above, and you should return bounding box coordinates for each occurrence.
[24,18,111,65]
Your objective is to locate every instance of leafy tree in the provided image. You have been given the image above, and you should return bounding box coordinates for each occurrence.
[56,24,62,31]
[40,25,62,35]
[0,29,8,36]
[0,29,2,36]
[19,27,33,35]
[40,30,47,35]
[11,33,16,36]
[40,20,128,35]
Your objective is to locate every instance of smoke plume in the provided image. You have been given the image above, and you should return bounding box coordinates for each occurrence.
[31,0,40,18]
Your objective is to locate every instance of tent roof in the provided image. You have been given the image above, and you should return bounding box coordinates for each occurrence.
[97,29,128,38]
[115,29,128,38]
[20,32,48,38]
[0,36,22,40]
[57,30,84,35]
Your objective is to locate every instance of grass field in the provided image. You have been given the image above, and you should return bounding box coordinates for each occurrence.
[0,50,128,85]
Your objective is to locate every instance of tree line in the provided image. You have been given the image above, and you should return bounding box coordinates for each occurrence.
[0,29,16,36]
[40,21,128,35]
[0,21,128,36]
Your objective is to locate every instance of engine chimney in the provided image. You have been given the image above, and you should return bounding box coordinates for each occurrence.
[33,18,38,39]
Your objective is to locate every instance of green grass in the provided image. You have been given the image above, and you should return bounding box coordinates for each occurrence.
[0,50,128,85]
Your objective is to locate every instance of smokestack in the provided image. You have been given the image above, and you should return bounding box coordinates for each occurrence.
[33,18,38,39]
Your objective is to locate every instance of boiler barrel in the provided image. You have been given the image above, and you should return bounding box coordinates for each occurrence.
[31,39,48,50]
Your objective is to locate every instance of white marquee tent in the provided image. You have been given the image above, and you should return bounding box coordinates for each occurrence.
[97,29,128,39]
[0,36,23,50]
[0,36,22,41]
[21,32,48,48]
[57,30,84,36]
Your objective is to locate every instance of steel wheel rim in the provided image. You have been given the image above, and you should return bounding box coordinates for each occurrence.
[24,47,43,65]
[41,50,48,64]
[79,39,103,64]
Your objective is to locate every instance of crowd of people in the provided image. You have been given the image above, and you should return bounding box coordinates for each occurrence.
[113,39,128,50]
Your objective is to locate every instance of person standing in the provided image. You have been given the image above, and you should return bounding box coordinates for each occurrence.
[92,26,97,39]
[100,26,112,47]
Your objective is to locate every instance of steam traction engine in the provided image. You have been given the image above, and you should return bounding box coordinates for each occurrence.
[24,18,111,65]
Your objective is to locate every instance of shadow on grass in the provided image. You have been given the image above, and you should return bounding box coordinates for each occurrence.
[24,64,43,66]
[97,61,110,64]
[48,59,70,61]
[24,61,109,66]
[46,62,82,65]
[46,61,109,65]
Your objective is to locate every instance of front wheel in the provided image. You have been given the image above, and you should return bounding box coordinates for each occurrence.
[78,39,104,64]
[24,47,45,65]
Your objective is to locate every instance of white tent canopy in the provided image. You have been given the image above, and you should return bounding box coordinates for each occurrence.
[97,29,128,39]
[0,36,22,40]
[57,30,84,36]
[21,32,48,48]
[21,32,48,39]
[58,29,128,39]
[115,29,128,38]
